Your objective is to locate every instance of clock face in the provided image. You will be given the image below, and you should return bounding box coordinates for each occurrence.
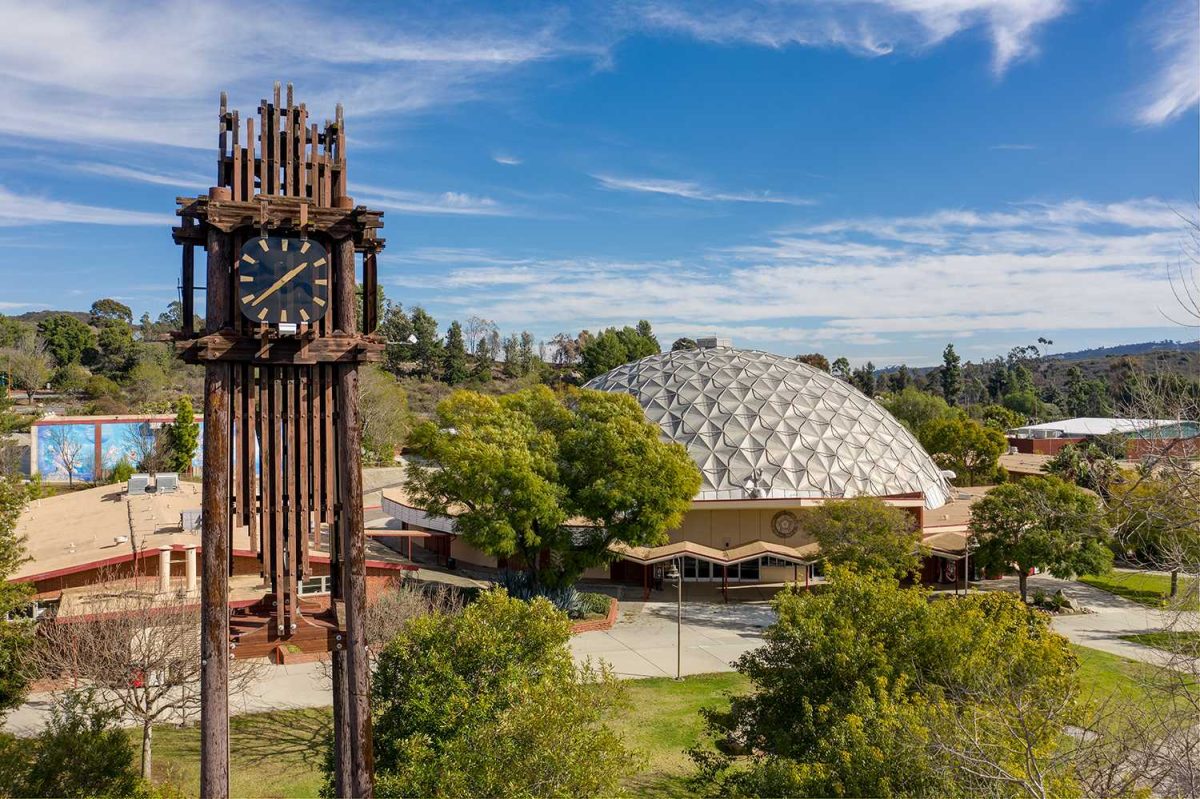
[237,236,329,326]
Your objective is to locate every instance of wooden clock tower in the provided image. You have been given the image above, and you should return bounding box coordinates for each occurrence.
[173,84,383,799]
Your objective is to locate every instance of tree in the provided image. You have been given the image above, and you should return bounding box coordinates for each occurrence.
[33,579,260,780]
[442,321,469,385]
[0,316,33,350]
[831,356,851,381]
[887,364,912,392]
[462,316,497,356]
[919,414,1005,485]
[121,422,167,475]
[804,497,923,578]
[975,403,1024,432]
[517,330,536,376]
[164,396,199,473]
[406,386,700,588]
[2,343,51,403]
[970,475,1112,601]
[408,306,442,377]
[0,475,35,718]
[579,325,660,379]
[880,387,952,434]
[91,320,137,377]
[50,362,90,393]
[1065,365,1114,417]
[335,589,632,798]
[1045,442,1120,497]
[10,690,143,798]
[692,570,1082,798]
[941,343,962,405]
[46,425,85,487]
[672,337,699,352]
[36,314,94,367]
[1107,473,1200,598]
[794,352,830,372]
[851,361,876,396]
[359,366,409,465]
[377,301,414,372]
[473,336,494,381]
[88,299,133,327]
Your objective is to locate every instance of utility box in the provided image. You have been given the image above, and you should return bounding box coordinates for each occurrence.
[127,474,151,496]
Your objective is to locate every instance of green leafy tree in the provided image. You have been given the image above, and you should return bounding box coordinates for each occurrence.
[975,403,1025,432]
[941,343,962,405]
[36,314,94,367]
[0,475,35,717]
[794,352,830,372]
[377,301,414,372]
[165,396,199,473]
[92,320,137,377]
[672,337,699,352]
[919,414,1005,485]
[3,345,52,403]
[1065,365,1114,417]
[517,330,536,376]
[88,298,133,327]
[406,386,700,587]
[359,366,409,465]
[970,475,1112,601]
[330,589,633,798]
[12,690,143,799]
[50,362,90,393]
[579,325,660,379]
[887,364,912,392]
[408,307,442,378]
[831,356,851,381]
[804,497,923,578]
[880,387,952,434]
[1003,388,1044,418]
[1107,473,1200,598]
[1045,442,1120,497]
[442,321,469,385]
[0,317,33,350]
[692,570,1082,798]
[108,458,135,484]
[473,336,494,381]
[851,361,876,397]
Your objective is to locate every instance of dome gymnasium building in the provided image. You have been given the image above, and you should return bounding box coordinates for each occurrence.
[383,340,975,590]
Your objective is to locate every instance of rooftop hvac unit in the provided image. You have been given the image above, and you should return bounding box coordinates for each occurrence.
[181,509,202,532]
[127,474,151,496]
[696,336,732,349]
[157,473,179,493]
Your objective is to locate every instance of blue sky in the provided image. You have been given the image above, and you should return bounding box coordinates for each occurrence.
[0,0,1196,366]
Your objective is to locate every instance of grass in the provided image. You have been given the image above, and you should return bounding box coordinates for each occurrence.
[1119,630,1200,656]
[139,651,1167,797]
[1078,571,1195,607]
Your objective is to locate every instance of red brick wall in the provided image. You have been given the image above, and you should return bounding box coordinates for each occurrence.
[1007,437,1084,455]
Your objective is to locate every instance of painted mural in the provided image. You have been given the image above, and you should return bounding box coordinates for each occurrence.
[34,417,205,482]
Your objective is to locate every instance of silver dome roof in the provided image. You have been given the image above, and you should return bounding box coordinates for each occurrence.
[584,347,951,509]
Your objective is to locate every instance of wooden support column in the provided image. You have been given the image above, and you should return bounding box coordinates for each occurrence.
[334,234,373,799]
[200,214,232,799]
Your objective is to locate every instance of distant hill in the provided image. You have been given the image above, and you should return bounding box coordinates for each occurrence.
[1047,340,1197,361]
[10,309,90,324]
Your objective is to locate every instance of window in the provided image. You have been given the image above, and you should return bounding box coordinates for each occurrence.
[299,575,332,596]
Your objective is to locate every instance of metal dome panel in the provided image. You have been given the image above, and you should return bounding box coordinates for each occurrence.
[584,346,952,508]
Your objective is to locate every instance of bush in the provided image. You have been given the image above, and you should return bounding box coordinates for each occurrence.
[108,458,134,484]
[577,591,612,618]
[497,570,582,617]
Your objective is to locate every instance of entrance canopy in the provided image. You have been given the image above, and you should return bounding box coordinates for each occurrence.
[610,539,819,568]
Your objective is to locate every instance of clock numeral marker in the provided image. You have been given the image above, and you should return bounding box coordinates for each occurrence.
[279,310,287,323]
[313,297,326,307]
[314,278,328,286]
[258,239,269,252]
[242,294,256,304]
[300,241,311,254]
[299,309,310,322]
[312,257,327,267]
[258,307,269,320]
[241,254,257,265]
[281,239,289,251]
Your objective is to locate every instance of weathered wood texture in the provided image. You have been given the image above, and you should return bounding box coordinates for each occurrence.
[176,85,382,799]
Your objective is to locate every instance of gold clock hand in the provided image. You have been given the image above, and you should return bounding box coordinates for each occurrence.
[252,262,308,306]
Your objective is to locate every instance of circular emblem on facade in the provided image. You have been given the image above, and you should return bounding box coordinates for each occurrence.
[772,510,800,539]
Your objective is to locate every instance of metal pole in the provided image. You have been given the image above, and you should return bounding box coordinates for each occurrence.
[676,557,682,681]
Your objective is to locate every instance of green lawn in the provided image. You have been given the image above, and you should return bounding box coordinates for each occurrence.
[139,652,1162,798]
[1119,630,1200,656]
[1078,571,1195,607]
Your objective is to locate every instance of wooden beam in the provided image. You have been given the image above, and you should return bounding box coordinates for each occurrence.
[176,331,383,364]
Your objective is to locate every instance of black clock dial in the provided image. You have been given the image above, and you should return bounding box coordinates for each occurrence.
[237,236,330,326]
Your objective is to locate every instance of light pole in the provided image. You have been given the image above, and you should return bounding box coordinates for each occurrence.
[666,559,682,680]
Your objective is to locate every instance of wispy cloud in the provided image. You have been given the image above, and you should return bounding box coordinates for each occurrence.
[593,174,815,205]
[1132,0,1199,126]
[382,196,1189,356]
[626,0,1073,75]
[353,183,515,216]
[0,185,172,227]
[72,162,211,189]
[492,153,522,166]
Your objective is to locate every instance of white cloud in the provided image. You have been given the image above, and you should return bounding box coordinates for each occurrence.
[72,162,211,189]
[627,0,1072,74]
[0,185,172,226]
[383,196,1189,353]
[492,153,523,165]
[353,183,514,216]
[593,174,815,205]
[1133,0,1199,125]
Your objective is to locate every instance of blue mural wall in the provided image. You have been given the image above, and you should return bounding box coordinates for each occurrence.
[35,418,205,481]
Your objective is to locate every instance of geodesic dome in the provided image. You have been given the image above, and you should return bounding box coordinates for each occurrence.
[584,346,952,509]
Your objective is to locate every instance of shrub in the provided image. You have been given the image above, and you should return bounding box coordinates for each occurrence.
[498,570,582,617]
[109,458,134,484]
[578,591,612,618]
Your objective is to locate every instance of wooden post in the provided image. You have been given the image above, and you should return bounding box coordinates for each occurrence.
[200,218,232,799]
[334,235,374,798]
